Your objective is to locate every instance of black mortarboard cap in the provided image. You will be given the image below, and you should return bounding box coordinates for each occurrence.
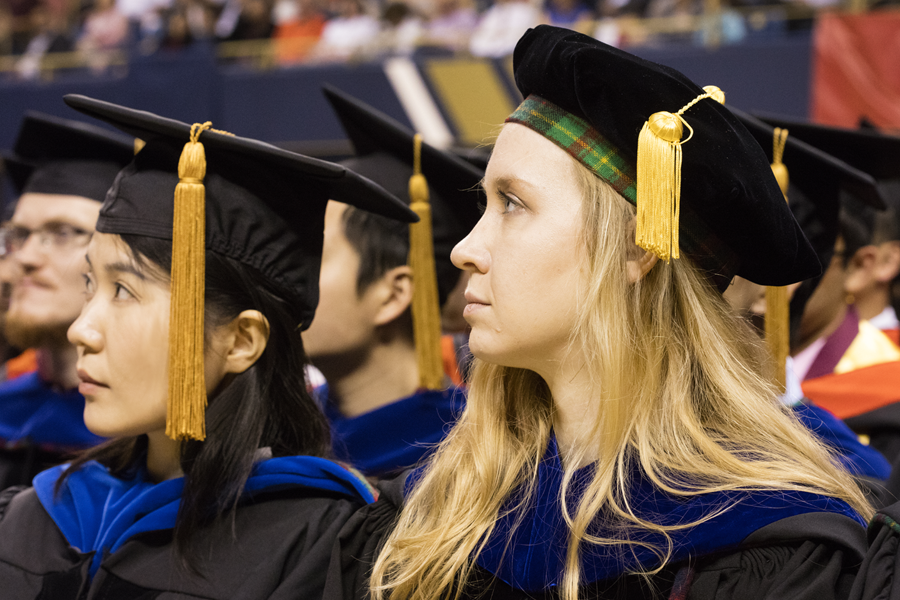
[322,84,484,306]
[2,111,135,201]
[64,93,417,322]
[64,94,417,440]
[510,25,820,290]
[754,113,900,182]
[754,114,900,244]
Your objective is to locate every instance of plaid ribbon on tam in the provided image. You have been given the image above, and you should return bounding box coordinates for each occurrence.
[506,95,637,204]
[505,95,739,291]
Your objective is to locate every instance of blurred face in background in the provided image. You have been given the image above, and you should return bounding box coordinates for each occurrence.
[4,193,98,349]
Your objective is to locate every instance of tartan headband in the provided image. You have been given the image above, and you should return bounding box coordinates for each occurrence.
[504,94,738,291]
[506,95,638,204]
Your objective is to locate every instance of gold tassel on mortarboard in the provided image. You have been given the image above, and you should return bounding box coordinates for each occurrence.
[166,122,212,441]
[408,134,444,390]
[765,127,790,394]
[636,85,725,262]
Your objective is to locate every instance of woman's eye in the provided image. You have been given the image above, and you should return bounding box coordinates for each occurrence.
[501,192,521,213]
[82,273,95,297]
[113,283,133,300]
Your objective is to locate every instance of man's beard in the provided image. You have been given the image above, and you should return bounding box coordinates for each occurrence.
[4,308,72,349]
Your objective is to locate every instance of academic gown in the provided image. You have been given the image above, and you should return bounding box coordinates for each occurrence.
[325,437,868,600]
[847,498,900,600]
[799,306,900,464]
[0,371,105,491]
[0,455,376,599]
[322,385,466,478]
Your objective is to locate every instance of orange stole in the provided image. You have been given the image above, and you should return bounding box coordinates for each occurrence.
[802,360,900,420]
[884,328,900,347]
[5,349,36,381]
[441,334,465,387]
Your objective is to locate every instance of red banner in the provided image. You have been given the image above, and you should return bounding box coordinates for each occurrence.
[811,11,900,130]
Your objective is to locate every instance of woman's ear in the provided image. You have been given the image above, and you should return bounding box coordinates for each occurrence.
[222,310,271,375]
[626,250,659,283]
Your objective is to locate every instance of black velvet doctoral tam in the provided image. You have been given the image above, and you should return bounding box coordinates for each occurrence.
[511,25,820,288]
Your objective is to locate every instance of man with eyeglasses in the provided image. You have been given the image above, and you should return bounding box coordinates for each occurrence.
[0,111,134,489]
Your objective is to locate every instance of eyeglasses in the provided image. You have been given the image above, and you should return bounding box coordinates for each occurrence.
[0,223,93,257]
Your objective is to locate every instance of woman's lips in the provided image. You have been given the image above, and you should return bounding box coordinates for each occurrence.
[76,368,109,395]
[463,291,490,317]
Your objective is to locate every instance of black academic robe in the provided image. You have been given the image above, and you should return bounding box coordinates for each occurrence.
[325,476,868,600]
[849,498,900,600]
[0,463,371,599]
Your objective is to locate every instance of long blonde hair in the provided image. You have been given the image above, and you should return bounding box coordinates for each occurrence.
[371,157,873,600]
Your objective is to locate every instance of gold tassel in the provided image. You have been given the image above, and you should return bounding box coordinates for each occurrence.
[134,138,146,154]
[765,127,790,394]
[408,134,444,390]
[166,122,211,441]
[635,86,725,262]
[770,127,790,196]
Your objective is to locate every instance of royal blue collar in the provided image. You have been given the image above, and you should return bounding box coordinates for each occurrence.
[33,455,376,579]
[472,436,865,592]
[322,385,466,476]
[0,371,104,449]
[792,401,890,480]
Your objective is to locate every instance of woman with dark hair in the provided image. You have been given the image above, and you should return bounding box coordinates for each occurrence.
[0,95,416,599]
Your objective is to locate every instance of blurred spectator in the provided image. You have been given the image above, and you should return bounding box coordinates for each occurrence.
[77,0,130,70]
[423,0,477,51]
[0,5,13,56]
[117,0,172,21]
[468,0,540,57]
[15,4,74,79]
[645,0,697,19]
[7,0,41,54]
[376,1,423,55]
[216,0,274,40]
[273,0,325,63]
[310,0,379,61]
[160,5,195,48]
[544,0,593,30]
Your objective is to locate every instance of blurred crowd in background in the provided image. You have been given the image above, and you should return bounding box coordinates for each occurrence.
[1,0,897,78]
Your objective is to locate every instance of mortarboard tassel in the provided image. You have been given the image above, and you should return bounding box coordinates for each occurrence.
[765,127,790,394]
[166,122,211,441]
[408,134,444,390]
[636,85,725,262]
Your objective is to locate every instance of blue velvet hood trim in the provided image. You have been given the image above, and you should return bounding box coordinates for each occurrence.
[0,371,104,449]
[792,401,891,480]
[322,385,466,476]
[469,436,866,592]
[33,455,376,579]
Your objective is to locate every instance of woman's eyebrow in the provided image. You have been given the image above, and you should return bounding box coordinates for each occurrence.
[493,174,538,193]
[104,261,146,281]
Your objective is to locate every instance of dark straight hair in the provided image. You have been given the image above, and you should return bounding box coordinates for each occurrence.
[59,233,331,568]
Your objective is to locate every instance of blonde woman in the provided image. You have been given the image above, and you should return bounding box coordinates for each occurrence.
[326,26,872,600]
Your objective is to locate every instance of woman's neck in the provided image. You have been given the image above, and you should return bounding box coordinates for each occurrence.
[146,430,184,482]
[541,360,600,470]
